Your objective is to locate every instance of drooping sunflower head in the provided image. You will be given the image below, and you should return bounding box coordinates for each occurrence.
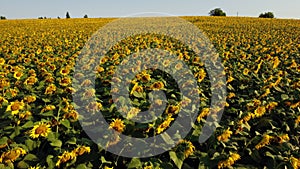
[0,147,26,164]
[177,140,195,158]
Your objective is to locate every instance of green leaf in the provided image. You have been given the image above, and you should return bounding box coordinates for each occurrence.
[40,111,54,117]
[46,155,55,169]
[17,161,29,169]
[61,119,71,128]
[25,139,37,151]
[66,137,77,145]
[133,91,144,98]
[22,121,34,128]
[47,132,57,141]
[50,139,62,147]
[10,126,21,139]
[42,98,52,103]
[23,153,38,161]
[128,158,142,169]
[169,151,184,169]
[17,161,29,168]
[250,149,262,162]
[281,94,289,100]
[100,156,112,165]
[76,164,88,169]
[0,137,8,145]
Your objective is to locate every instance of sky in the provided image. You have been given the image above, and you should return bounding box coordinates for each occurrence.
[0,0,299,19]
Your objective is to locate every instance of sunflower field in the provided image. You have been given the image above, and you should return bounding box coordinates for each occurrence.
[0,16,299,169]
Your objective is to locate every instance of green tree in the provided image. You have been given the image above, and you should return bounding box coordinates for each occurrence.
[84,14,88,18]
[0,16,6,20]
[259,12,275,18]
[209,8,226,16]
[66,12,71,19]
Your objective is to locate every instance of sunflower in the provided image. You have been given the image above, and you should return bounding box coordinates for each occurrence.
[140,73,151,83]
[295,116,300,125]
[59,77,72,87]
[156,115,174,134]
[23,95,36,103]
[56,151,76,167]
[266,102,278,111]
[5,88,18,98]
[130,83,144,95]
[63,110,79,121]
[86,101,102,113]
[83,89,96,98]
[175,63,183,70]
[60,67,70,76]
[41,105,56,113]
[197,108,210,122]
[217,152,240,169]
[6,101,25,115]
[177,140,195,158]
[166,105,180,115]
[290,157,300,169]
[0,147,26,164]
[0,96,8,108]
[273,56,280,69]
[23,58,31,64]
[127,107,140,120]
[150,81,164,90]
[0,58,5,65]
[253,106,266,118]
[217,128,232,142]
[73,146,91,156]
[80,79,92,87]
[36,49,42,55]
[24,76,38,86]
[278,134,290,144]
[106,132,121,148]
[243,68,249,75]
[49,64,56,71]
[45,84,56,95]
[0,78,10,90]
[109,118,125,133]
[13,71,23,80]
[255,134,273,149]
[28,166,41,169]
[30,122,52,139]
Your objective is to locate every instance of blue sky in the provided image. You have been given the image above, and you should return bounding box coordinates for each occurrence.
[1,0,299,19]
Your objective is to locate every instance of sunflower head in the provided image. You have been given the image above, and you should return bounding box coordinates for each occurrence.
[30,122,51,139]
[6,101,25,115]
[13,71,24,80]
[109,118,125,133]
[150,81,164,90]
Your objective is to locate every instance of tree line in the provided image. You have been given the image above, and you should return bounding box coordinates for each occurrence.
[209,8,275,18]
[0,10,276,20]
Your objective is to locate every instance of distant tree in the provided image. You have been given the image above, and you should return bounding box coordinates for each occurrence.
[57,16,61,19]
[66,12,71,19]
[84,14,88,18]
[259,12,275,18]
[38,16,47,19]
[209,8,226,16]
[0,16,6,20]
